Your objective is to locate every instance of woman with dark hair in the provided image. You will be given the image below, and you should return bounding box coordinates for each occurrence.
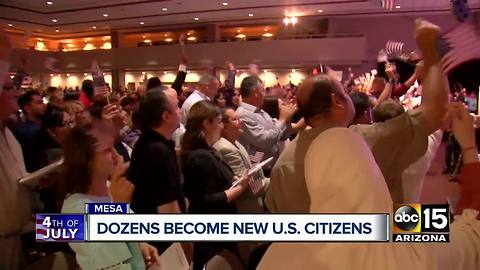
[213,91,227,108]
[34,106,74,170]
[79,79,94,108]
[32,106,74,212]
[181,100,249,270]
[60,125,160,269]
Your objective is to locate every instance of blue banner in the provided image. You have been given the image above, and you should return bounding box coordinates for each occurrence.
[87,203,128,214]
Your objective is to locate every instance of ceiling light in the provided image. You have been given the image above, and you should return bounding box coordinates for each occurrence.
[264,27,268,31]
[140,22,144,25]
[162,7,167,11]
[263,33,273,37]
[84,73,88,76]
[67,43,74,47]
[50,74,54,77]
[142,72,146,75]
[187,32,191,36]
[67,74,70,77]
[103,14,108,17]
[164,34,168,37]
[187,71,191,73]
[263,70,268,73]
[395,5,401,9]
[144,39,152,43]
[163,71,167,74]
[318,9,323,13]
[248,13,253,17]
[283,17,290,25]
[7,23,13,27]
[291,69,296,72]
[194,17,199,21]
[187,36,196,41]
[236,34,246,39]
[237,29,241,33]
[92,26,96,29]
[55,29,59,32]
[222,2,228,6]
[46,1,53,5]
[165,38,173,42]
[142,35,146,38]
[52,19,57,23]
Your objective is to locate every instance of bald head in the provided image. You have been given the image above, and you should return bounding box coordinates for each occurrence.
[297,74,345,120]
[198,74,220,99]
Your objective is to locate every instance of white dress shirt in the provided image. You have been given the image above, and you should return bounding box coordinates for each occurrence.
[180,90,209,125]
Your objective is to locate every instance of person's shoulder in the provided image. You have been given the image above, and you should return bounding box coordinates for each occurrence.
[312,127,362,148]
[213,138,237,152]
[61,193,92,214]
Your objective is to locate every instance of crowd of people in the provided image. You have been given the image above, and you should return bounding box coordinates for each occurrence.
[0,18,480,270]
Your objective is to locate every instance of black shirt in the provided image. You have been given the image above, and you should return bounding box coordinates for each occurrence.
[128,128,186,214]
[183,148,237,215]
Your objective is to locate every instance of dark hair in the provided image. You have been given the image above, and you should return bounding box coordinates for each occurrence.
[298,75,345,120]
[59,125,97,197]
[147,77,162,90]
[120,96,136,109]
[240,76,262,98]
[81,79,94,101]
[139,88,170,129]
[42,106,67,129]
[131,108,141,129]
[220,106,235,123]
[372,100,405,123]
[181,100,221,163]
[262,95,280,119]
[88,99,108,120]
[349,91,371,119]
[64,91,80,102]
[46,87,58,96]
[18,90,41,112]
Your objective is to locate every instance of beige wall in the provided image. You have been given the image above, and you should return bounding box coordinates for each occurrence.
[8,36,367,73]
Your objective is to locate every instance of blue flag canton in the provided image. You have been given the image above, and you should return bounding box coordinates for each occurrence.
[87,203,128,214]
[36,214,85,242]
[452,0,470,22]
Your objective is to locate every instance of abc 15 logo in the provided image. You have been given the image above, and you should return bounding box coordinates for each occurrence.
[393,204,450,233]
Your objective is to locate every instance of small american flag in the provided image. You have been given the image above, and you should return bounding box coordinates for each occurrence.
[379,0,395,10]
[439,23,480,75]
[249,170,265,195]
[249,151,265,164]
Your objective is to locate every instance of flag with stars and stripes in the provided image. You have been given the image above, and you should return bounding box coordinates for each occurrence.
[438,23,480,75]
[379,0,395,10]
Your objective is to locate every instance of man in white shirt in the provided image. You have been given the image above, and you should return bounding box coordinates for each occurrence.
[180,74,220,125]
[0,75,32,270]
[236,76,296,174]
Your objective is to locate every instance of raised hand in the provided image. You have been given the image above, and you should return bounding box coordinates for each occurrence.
[278,100,297,122]
[414,19,441,63]
[109,158,134,203]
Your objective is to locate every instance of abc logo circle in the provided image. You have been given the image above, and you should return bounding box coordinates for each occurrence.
[394,206,419,231]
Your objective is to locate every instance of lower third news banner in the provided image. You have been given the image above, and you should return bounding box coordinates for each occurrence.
[37,203,389,242]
